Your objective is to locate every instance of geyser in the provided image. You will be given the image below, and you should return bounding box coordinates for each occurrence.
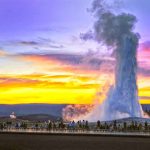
[102,34,143,120]
[63,0,143,121]
[87,0,143,120]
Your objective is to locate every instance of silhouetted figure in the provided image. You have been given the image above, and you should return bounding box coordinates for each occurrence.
[113,120,117,130]
[123,122,127,131]
[145,121,148,130]
[47,122,52,131]
[97,120,101,129]
[35,123,38,130]
[53,122,56,130]
[85,121,89,130]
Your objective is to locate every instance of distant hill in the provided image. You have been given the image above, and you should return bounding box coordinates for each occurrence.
[18,114,60,122]
[141,104,150,111]
[102,117,150,124]
[0,104,66,117]
[0,104,149,117]
[0,114,59,122]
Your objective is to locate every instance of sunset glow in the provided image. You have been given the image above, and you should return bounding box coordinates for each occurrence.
[0,0,149,105]
[0,48,149,105]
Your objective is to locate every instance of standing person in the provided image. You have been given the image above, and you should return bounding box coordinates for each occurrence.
[47,121,52,131]
[53,122,56,131]
[85,121,89,130]
[71,120,75,131]
[82,120,85,130]
[97,120,101,129]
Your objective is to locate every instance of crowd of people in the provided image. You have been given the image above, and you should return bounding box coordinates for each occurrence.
[0,120,150,132]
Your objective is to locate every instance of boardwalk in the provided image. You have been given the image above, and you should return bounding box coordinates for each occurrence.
[1,129,150,137]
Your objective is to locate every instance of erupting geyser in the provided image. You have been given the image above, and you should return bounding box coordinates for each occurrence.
[85,0,143,121]
[102,34,143,120]
[63,0,143,121]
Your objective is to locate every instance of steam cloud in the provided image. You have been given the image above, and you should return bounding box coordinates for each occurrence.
[62,104,94,121]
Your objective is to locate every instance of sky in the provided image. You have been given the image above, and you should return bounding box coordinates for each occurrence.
[0,0,149,105]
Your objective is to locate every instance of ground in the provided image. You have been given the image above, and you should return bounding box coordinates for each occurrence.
[0,133,149,150]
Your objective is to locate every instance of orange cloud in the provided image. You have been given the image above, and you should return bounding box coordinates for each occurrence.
[0,49,149,105]
[0,49,7,56]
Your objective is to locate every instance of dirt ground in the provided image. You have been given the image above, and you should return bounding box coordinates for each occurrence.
[0,133,149,150]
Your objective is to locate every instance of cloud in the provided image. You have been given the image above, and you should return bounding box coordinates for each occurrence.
[1,45,148,78]
[138,41,150,76]
[138,67,150,77]
[0,77,41,88]
[4,37,65,53]
[0,73,100,90]
[18,38,65,50]
[0,49,7,56]
[19,51,116,74]
[139,41,150,51]
[19,41,39,46]
[139,96,150,100]
[80,30,94,41]
[20,74,71,79]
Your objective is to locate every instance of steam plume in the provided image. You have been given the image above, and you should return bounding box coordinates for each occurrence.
[63,0,143,121]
